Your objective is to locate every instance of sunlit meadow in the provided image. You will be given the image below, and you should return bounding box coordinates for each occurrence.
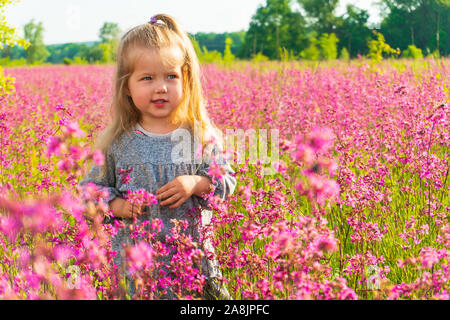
[0,57,448,299]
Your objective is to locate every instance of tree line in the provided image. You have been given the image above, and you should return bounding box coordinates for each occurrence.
[239,0,448,60]
[1,0,448,65]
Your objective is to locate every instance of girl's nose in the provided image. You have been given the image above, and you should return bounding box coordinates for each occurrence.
[155,81,168,93]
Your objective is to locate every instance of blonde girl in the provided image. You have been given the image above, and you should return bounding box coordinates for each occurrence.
[80,14,236,299]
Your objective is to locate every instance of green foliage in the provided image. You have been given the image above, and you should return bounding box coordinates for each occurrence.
[83,44,105,63]
[190,36,223,64]
[241,0,308,60]
[368,30,400,63]
[199,46,223,64]
[339,47,350,60]
[279,47,297,61]
[72,56,88,65]
[299,35,320,60]
[98,22,120,63]
[98,42,113,63]
[0,65,14,95]
[334,4,372,58]
[223,38,236,65]
[426,49,441,58]
[297,0,339,34]
[191,31,245,56]
[98,22,120,44]
[24,19,50,64]
[0,56,26,66]
[63,56,88,65]
[251,52,270,62]
[0,0,30,97]
[46,42,93,64]
[379,0,450,57]
[0,0,30,96]
[402,44,423,59]
[0,0,29,50]
[318,33,339,60]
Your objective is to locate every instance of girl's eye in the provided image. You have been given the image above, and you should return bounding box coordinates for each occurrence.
[142,76,152,81]
[168,74,177,79]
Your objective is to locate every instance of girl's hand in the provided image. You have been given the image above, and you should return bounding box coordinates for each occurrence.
[110,198,145,219]
[156,175,201,209]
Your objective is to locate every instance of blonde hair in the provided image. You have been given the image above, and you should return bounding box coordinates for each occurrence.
[94,13,222,177]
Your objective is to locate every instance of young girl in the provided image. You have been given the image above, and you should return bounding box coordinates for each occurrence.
[79,14,236,299]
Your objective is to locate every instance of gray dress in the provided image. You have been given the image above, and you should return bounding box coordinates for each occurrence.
[79,123,237,299]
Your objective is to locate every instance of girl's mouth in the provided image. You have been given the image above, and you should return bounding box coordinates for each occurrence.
[152,99,168,106]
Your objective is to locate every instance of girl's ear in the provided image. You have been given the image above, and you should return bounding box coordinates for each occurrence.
[124,85,130,96]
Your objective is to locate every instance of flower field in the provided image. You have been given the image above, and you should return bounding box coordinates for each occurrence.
[0,58,448,299]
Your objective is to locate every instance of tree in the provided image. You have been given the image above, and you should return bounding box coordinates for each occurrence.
[98,22,121,63]
[379,0,450,56]
[241,0,307,59]
[0,0,28,49]
[99,22,121,43]
[318,33,339,59]
[297,0,339,34]
[191,31,245,55]
[23,19,50,64]
[85,44,105,63]
[223,38,235,65]
[334,4,372,58]
[299,34,320,60]
[367,30,400,62]
[402,44,424,58]
[0,0,30,95]
[432,0,450,53]
[379,0,421,45]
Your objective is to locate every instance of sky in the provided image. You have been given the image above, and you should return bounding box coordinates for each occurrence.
[4,0,382,45]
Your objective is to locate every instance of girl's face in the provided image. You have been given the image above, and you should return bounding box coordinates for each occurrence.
[126,45,184,128]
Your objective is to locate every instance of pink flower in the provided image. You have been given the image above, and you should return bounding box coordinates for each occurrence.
[46,137,62,157]
[317,237,337,253]
[151,219,163,233]
[126,241,154,275]
[308,127,335,154]
[57,159,74,172]
[92,150,105,166]
[420,247,441,269]
[53,245,74,265]
[54,104,65,111]
[0,216,21,242]
[292,141,314,165]
[208,161,226,184]
[65,121,85,138]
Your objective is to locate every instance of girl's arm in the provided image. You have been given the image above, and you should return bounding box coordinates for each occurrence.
[192,175,214,197]
[156,142,237,209]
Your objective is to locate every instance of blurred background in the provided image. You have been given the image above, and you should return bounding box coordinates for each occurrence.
[0,0,448,65]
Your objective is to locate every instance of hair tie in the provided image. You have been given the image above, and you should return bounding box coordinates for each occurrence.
[149,16,166,26]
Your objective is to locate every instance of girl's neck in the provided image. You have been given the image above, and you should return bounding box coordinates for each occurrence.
[138,120,181,135]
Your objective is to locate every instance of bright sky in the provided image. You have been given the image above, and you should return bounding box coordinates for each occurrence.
[5,0,381,45]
